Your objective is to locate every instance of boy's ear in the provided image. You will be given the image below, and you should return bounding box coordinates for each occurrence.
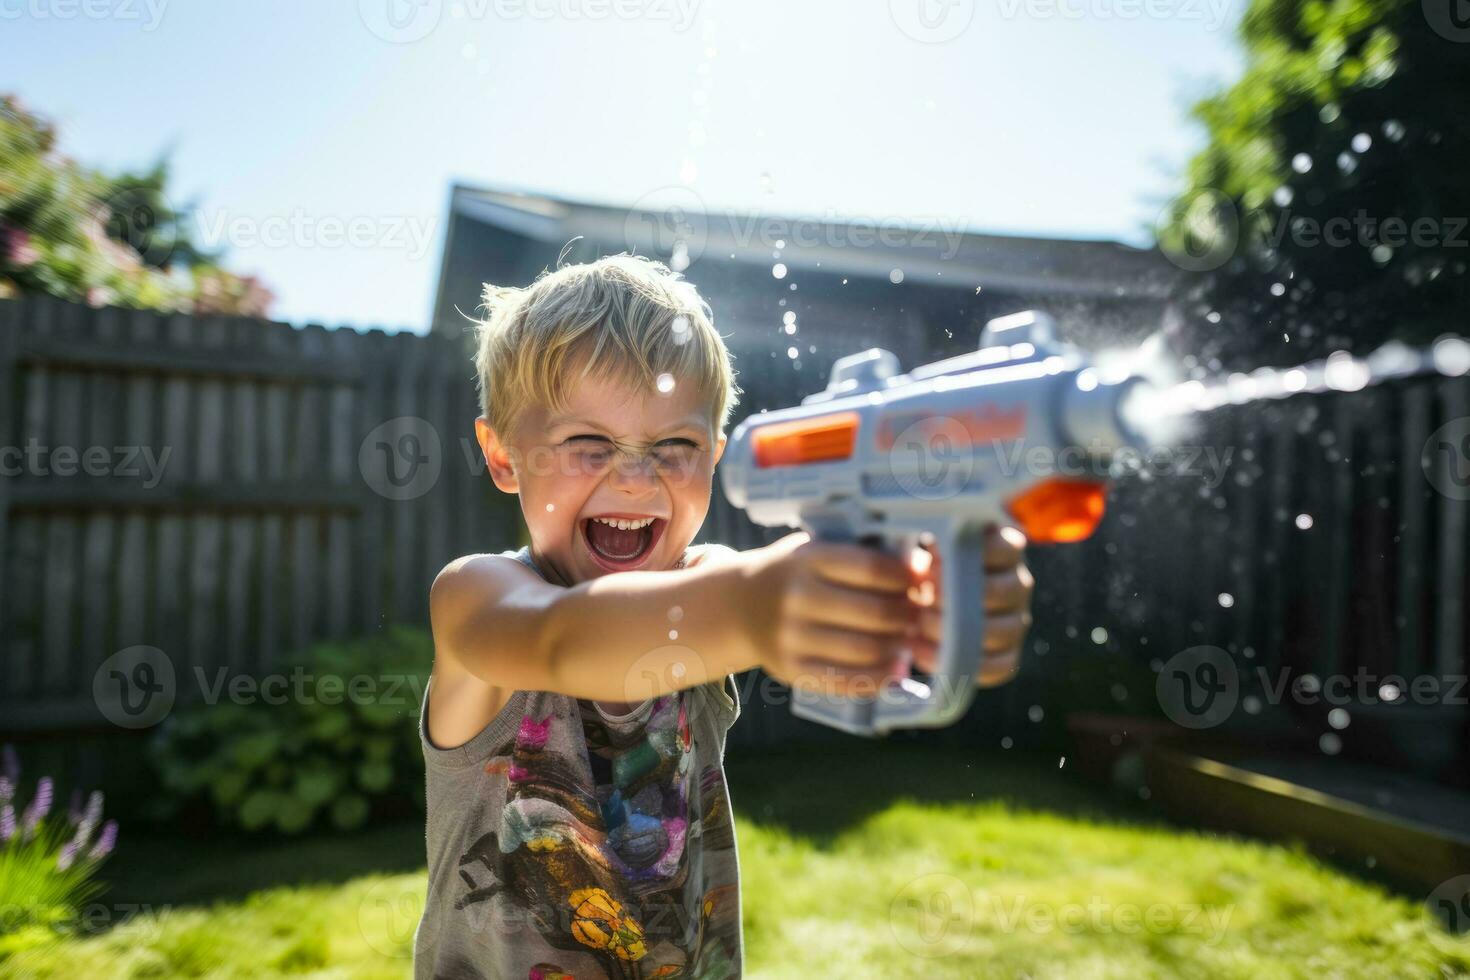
[475,417,519,493]
[712,432,728,466]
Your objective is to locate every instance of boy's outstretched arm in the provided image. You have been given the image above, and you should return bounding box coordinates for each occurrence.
[431,547,762,701]
[430,533,918,702]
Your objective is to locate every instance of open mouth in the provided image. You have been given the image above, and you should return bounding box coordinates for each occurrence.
[581,515,668,572]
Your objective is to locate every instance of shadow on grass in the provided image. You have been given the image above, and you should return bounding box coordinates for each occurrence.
[97,740,1146,911]
[95,818,426,910]
[724,736,1154,844]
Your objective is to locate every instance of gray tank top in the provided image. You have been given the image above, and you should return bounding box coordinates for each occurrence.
[414,546,744,979]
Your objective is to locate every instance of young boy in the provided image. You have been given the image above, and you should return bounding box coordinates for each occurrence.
[415,254,1032,979]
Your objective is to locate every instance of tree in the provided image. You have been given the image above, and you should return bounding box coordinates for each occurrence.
[0,95,273,317]
[1159,0,1470,369]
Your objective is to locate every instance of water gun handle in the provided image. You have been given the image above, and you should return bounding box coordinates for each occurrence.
[792,508,987,737]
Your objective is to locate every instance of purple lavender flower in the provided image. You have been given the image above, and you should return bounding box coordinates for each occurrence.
[57,839,79,871]
[20,776,53,840]
[1,745,18,786]
[0,775,12,807]
[0,803,14,844]
[77,790,103,840]
[88,820,118,861]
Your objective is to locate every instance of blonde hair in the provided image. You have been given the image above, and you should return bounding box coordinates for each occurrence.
[473,253,740,437]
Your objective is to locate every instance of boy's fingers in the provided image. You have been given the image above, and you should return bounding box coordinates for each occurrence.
[983,525,1028,572]
[984,611,1031,653]
[984,566,1034,613]
[978,648,1022,687]
[908,608,1028,667]
[793,578,913,635]
[785,622,903,668]
[803,542,912,594]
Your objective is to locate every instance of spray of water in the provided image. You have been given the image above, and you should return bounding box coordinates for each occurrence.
[1118,335,1470,448]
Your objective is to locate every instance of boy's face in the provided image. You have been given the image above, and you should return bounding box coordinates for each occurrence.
[477,371,727,585]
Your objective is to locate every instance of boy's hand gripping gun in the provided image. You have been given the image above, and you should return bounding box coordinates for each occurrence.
[720,311,1152,737]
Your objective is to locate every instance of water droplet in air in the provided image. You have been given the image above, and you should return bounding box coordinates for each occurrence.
[1273,186,1295,207]
[1090,627,1107,645]
[669,629,679,640]
[1319,733,1342,755]
[782,311,797,326]
[656,373,676,394]
[1371,244,1394,265]
[1328,708,1350,730]
[546,503,555,512]
[668,606,684,622]
[1270,282,1286,297]
[1292,153,1313,173]
[1027,705,1044,723]
[1295,513,1314,530]
[1001,736,1013,749]
[1432,337,1470,376]
[1337,152,1357,174]
[1352,132,1372,153]
[1218,593,1235,608]
[772,263,787,279]
[1383,119,1405,142]
[889,269,904,284]
[787,346,798,359]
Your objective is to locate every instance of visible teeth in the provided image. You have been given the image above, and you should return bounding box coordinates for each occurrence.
[592,516,654,531]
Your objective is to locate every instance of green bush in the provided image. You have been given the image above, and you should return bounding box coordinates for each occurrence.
[148,628,431,837]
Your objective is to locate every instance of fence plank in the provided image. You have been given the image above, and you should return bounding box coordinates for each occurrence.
[1434,378,1469,680]
[0,301,18,662]
[1396,383,1432,678]
[115,308,160,652]
[79,305,122,696]
[42,300,84,696]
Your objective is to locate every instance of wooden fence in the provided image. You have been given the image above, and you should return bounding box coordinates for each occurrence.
[1,295,1466,772]
[0,296,519,730]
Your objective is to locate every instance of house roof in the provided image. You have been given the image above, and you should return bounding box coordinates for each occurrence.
[435,183,1180,322]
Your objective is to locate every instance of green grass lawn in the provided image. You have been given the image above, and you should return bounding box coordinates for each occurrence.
[3,742,1467,979]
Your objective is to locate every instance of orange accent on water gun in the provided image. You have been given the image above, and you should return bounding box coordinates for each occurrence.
[1006,478,1107,543]
[752,411,860,467]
